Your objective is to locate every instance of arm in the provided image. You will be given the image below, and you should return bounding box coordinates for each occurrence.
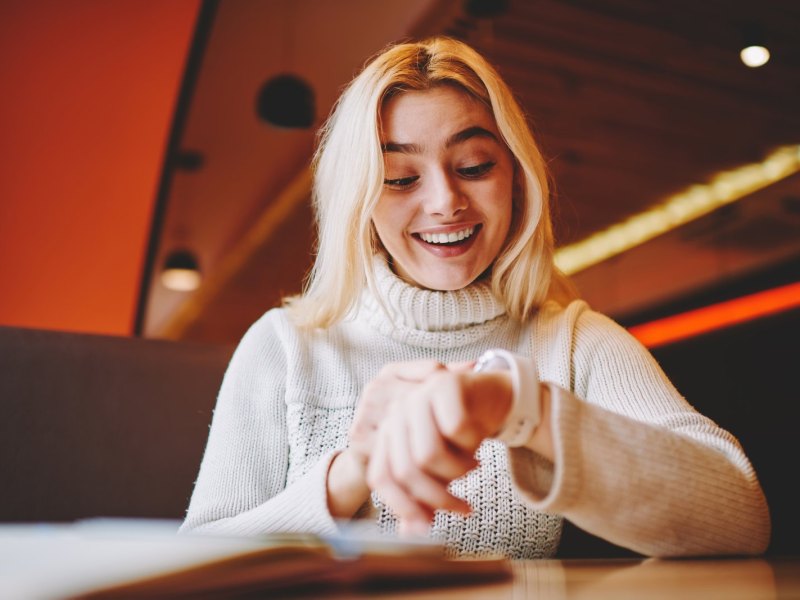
[509,310,771,557]
[363,309,769,556]
[179,313,339,537]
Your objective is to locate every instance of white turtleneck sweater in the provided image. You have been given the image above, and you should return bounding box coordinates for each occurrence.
[180,260,770,558]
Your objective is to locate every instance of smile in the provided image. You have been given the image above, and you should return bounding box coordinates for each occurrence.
[418,226,476,245]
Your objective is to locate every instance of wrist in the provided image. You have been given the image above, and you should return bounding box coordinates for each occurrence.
[468,370,513,436]
[474,349,541,447]
[524,383,554,461]
[327,448,371,519]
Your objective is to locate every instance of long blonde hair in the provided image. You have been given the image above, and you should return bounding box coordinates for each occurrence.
[286,37,575,328]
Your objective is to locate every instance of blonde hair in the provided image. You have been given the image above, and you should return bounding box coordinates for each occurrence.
[286,37,575,328]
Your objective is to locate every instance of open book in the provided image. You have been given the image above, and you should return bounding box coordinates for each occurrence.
[0,520,511,599]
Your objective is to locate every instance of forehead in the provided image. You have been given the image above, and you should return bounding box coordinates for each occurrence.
[379,85,498,143]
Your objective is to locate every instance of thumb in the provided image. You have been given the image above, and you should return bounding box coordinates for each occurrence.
[446,360,476,373]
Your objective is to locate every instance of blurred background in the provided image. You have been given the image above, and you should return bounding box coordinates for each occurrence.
[1,0,799,552]
[2,0,798,343]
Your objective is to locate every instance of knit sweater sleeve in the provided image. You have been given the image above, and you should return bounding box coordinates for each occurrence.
[179,312,339,537]
[507,306,771,557]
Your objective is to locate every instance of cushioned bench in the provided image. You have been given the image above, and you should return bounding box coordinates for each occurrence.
[0,326,232,522]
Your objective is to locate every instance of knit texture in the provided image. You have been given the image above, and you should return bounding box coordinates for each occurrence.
[180,258,770,557]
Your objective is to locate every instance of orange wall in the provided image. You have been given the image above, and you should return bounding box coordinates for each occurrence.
[0,0,200,335]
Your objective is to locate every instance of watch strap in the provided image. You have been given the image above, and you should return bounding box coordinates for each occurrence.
[474,349,541,447]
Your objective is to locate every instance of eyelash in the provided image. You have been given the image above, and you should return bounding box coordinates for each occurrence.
[383,161,496,189]
[459,161,496,179]
[383,175,419,189]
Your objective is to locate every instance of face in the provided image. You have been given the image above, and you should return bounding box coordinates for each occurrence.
[372,85,515,291]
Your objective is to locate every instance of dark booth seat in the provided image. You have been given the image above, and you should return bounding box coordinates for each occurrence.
[0,326,233,522]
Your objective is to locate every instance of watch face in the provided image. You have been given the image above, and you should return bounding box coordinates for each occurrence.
[474,351,511,372]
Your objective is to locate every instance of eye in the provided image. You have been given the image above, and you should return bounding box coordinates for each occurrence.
[458,161,496,179]
[383,175,419,190]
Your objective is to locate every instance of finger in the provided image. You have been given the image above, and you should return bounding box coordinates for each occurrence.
[390,402,471,514]
[446,360,476,372]
[352,376,408,436]
[348,437,372,459]
[350,402,383,435]
[428,372,486,452]
[409,397,478,486]
[357,363,442,425]
[367,423,434,526]
[399,517,432,538]
[377,359,446,382]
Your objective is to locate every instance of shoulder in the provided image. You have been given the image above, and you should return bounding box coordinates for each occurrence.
[237,307,286,347]
[534,299,642,352]
[243,306,294,339]
[540,301,682,407]
[572,302,650,363]
[216,307,325,408]
[226,307,299,371]
[530,299,659,391]
[232,307,350,369]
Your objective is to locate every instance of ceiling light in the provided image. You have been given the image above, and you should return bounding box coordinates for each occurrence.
[740,45,770,68]
[555,145,800,275]
[256,74,315,128]
[740,24,770,68]
[161,250,201,292]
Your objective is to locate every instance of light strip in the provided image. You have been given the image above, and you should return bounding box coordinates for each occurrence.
[628,282,800,349]
[554,145,800,275]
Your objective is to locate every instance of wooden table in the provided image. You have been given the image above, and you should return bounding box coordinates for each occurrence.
[3,522,797,599]
[337,557,800,600]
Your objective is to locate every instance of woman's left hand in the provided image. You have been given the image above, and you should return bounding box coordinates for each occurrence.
[365,364,513,536]
[328,360,446,519]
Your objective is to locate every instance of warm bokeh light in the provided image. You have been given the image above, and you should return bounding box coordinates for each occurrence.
[629,282,800,349]
[555,145,800,275]
[161,269,202,292]
[740,45,771,68]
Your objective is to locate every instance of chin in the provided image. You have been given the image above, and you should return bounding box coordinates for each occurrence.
[415,270,481,292]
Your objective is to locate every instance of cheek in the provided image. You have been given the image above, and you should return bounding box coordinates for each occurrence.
[484,180,514,227]
[371,198,403,247]
[371,196,388,228]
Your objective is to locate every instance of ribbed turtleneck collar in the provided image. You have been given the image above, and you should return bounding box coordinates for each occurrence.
[358,256,507,348]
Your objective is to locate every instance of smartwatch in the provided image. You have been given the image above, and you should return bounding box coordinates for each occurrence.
[473,349,541,447]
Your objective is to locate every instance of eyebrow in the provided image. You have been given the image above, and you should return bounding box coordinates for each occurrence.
[446,126,498,148]
[381,126,499,154]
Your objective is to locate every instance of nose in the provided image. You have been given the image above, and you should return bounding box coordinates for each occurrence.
[422,170,468,218]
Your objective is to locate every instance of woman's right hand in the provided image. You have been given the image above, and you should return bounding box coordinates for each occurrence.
[326,360,446,519]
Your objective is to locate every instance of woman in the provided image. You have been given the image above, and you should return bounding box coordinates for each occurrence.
[180,37,770,558]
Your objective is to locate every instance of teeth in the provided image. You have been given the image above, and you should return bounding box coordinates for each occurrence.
[420,226,475,244]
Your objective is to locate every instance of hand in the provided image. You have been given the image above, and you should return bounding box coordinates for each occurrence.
[327,360,446,518]
[348,360,447,466]
[365,367,513,536]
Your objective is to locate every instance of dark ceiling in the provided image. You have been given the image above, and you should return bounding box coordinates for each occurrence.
[446,0,800,244]
[141,0,800,343]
